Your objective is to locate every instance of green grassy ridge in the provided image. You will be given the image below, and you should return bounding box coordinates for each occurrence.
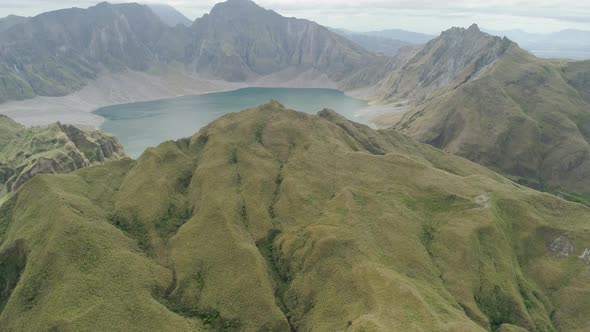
[1,102,589,330]
[394,45,590,198]
[0,116,126,197]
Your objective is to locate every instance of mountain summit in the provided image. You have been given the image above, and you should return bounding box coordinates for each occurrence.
[390,29,590,198]
[375,24,515,102]
[188,0,378,81]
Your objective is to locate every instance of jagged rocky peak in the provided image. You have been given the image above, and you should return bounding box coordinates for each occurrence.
[435,23,513,47]
[373,22,518,103]
[442,23,482,35]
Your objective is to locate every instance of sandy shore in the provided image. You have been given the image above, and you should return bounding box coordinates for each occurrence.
[0,69,247,127]
[0,66,402,128]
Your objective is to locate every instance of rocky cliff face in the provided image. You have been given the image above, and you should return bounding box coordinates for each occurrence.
[374,24,515,103]
[187,0,379,82]
[0,116,125,194]
[0,2,187,102]
[0,0,382,103]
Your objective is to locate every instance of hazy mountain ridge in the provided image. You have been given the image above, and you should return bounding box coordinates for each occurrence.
[0,114,125,198]
[331,28,412,56]
[0,15,27,32]
[362,28,435,44]
[0,2,183,102]
[148,3,192,27]
[187,0,380,82]
[1,102,589,330]
[485,28,590,60]
[0,0,382,103]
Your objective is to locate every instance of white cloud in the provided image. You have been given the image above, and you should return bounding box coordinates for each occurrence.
[0,0,588,33]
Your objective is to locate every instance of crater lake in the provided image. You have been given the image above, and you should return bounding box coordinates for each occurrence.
[95,88,370,157]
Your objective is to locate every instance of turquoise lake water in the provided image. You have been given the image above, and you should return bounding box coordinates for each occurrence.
[95,88,369,158]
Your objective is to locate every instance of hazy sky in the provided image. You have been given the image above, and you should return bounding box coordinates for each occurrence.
[0,0,589,34]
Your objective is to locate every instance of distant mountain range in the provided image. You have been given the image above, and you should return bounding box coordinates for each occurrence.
[0,0,380,103]
[147,3,192,27]
[484,28,590,60]
[331,28,433,56]
[360,29,435,44]
[336,26,590,61]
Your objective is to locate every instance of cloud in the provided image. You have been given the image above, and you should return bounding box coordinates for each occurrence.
[0,0,588,33]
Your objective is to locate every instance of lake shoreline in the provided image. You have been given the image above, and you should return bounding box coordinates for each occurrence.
[97,87,370,158]
[0,67,346,127]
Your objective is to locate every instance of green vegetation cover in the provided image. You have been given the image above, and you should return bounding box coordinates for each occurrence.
[374,26,590,202]
[1,103,589,331]
[0,115,125,198]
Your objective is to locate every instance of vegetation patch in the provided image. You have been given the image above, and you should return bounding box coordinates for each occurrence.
[475,285,519,330]
[254,123,265,144]
[153,269,240,331]
[156,205,192,239]
[256,230,293,329]
[156,294,240,331]
[420,221,442,257]
[561,192,590,207]
[0,240,26,314]
[110,214,152,255]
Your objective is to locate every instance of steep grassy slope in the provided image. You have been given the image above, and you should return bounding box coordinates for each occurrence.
[0,115,23,147]
[394,42,590,199]
[0,115,125,197]
[1,102,589,331]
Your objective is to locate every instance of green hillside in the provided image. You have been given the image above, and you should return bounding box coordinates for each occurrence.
[371,24,590,203]
[1,102,589,330]
[394,41,590,201]
[0,115,125,199]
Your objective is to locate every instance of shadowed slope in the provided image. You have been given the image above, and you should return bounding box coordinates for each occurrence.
[0,102,589,330]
